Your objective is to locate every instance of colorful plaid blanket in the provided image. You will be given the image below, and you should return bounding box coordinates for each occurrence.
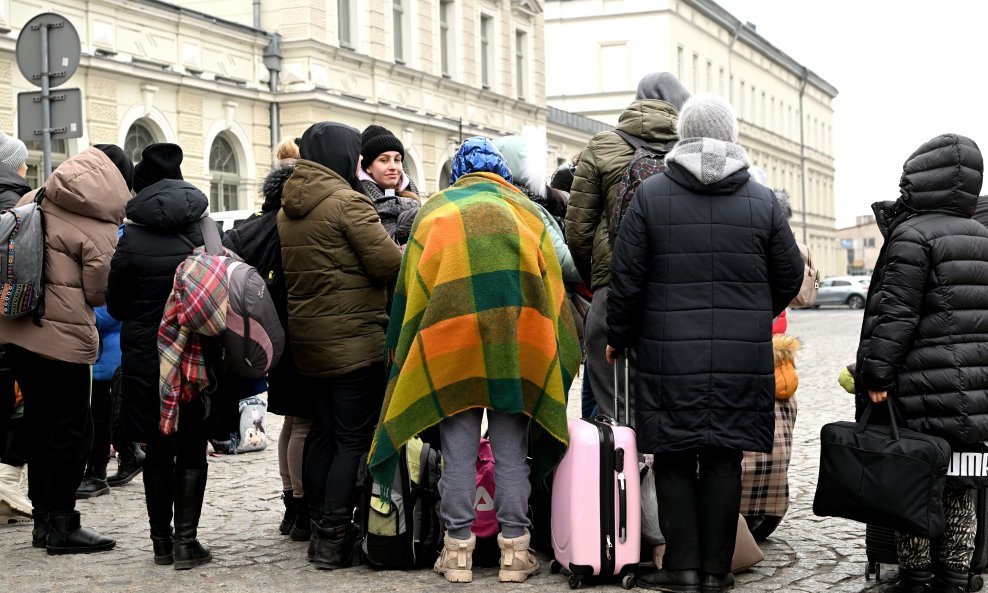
[158,247,229,435]
[368,172,582,492]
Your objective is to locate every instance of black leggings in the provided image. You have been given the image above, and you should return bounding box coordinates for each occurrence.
[6,345,92,511]
[654,447,743,575]
[303,362,385,526]
[144,398,208,471]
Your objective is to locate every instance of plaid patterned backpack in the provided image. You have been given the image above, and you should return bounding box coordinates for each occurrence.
[0,188,46,321]
[608,131,675,247]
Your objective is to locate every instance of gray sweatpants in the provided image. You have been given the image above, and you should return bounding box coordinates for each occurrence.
[439,409,531,539]
[585,286,636,423]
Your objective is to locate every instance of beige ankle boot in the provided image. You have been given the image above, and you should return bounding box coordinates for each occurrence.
[0,463,31,517]
[434,533,476,583]
[497,529,540,583]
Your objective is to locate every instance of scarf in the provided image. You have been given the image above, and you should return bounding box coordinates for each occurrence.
[665,137,751,185]
[367,172,582,498]
[158,247,229,435]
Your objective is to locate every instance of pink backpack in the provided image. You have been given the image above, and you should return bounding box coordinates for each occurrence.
[472,438,498,538]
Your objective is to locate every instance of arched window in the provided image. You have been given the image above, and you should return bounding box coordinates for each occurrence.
[209,135,240,212]
[124,120,157,163]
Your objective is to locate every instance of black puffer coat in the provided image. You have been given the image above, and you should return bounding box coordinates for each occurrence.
[857,134,988,445]
[607,161,803,454]
[224,166,314,419]
[106,179,209,440]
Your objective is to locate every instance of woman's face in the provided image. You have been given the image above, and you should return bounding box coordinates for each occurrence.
[366,151,404,190]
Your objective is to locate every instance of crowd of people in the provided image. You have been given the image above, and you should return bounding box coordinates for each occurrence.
[3,67,988,593]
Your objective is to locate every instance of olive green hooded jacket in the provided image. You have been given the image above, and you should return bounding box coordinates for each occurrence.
[565,100,679,290]
[278,159,402,378]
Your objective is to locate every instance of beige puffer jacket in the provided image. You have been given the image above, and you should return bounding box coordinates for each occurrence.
[278,159,402,378]
[565,100,679,290]
[0,148,130,364]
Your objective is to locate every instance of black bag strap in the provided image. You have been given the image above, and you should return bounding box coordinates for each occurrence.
[856,400,902,440]
[613,129,676,154]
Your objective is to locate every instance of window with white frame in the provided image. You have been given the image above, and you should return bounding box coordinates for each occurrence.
[24,138,67,188]
[209,134,240,212]
[515,29,527,100]
[339,0,353,48]
[393,0,408,63]
[124,120,158,163]
[440,0,453,77]
[480,14,492,89]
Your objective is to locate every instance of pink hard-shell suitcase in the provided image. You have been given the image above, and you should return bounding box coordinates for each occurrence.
[551,352,640,589]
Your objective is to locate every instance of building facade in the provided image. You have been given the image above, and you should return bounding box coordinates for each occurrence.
[545,0,842,278]
[836,215,883,276]
[1,0,596,225]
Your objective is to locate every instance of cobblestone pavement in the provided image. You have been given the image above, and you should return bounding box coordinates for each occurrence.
[2,308,891,592]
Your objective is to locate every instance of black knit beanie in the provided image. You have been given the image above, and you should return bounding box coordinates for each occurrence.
[360,125,404,170]
[133,143,184,193]
[93,144,134,191]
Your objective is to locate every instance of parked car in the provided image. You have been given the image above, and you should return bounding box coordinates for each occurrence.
[811,276,870,309]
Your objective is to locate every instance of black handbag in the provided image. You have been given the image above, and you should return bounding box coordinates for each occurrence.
[813,401,950,538]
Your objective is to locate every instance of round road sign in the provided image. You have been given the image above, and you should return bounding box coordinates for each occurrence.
[15,12,81,89]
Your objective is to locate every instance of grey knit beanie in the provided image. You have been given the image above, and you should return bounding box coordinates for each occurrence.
[635,72,691,110]
[0,131,28,171]
[677,93,738,142]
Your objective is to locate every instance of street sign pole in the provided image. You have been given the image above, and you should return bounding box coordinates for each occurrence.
[16,12,81,181]
[39,22,52,178]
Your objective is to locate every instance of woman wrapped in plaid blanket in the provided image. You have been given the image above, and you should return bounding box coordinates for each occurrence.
[368,137,581,584]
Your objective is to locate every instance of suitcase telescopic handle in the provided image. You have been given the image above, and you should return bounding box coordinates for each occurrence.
[612,349,630,424]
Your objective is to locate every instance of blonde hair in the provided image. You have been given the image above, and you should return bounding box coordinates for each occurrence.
[274,136,300,162]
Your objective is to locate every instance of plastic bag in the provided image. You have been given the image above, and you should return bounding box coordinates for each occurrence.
[640,455,664,546]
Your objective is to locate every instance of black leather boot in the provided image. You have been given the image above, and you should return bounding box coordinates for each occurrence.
[279,490,296,535]
[107,443,144,487]
[32,509,48,549]
[144,468,175,565]
[290,498,311,541]
[882,568,932,593]
[932,569,969,593]
[172,468,211,570]
[637,569,701,593]
[701,572,736,593]
[75,467,110,499]
[46,510,115,554]
[309,522,355,570]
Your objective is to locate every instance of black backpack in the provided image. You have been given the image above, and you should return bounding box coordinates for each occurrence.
[607,131,675,247]
[359,437,443,569]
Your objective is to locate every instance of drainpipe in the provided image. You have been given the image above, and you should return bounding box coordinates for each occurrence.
[726,21,745,102]
[253,0,261,29]
[263,34,283,164]
[798,67,809,246]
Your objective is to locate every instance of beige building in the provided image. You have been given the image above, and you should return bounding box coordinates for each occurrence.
[837,214,883,275]
[1,0,597,225]
[545,0,842,278]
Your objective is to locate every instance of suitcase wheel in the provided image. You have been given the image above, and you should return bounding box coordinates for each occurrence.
[621,574,637,589]
[970,574,984,592]
[568,575,584,589]
[550,560,562,575]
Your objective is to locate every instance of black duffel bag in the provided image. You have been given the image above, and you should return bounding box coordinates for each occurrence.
[813,401,950,538]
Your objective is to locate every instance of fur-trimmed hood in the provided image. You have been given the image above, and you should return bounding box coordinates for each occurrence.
[773,334,800,366]
[261,164,295,213]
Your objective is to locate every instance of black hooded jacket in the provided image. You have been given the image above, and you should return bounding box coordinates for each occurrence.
[608,159,803,455]
[856,134,988,445]
[106,179,209,439]
[0,164,31,210]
